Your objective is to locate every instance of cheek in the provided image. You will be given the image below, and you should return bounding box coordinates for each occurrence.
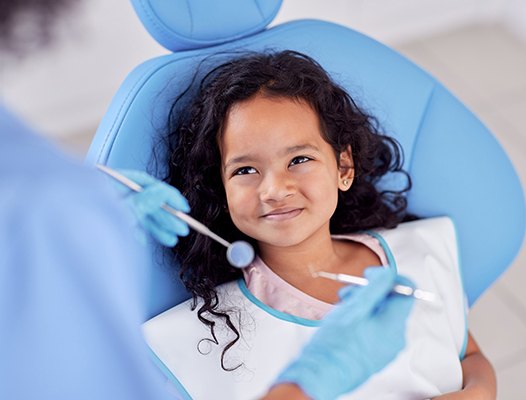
[301,166,339,192]
[224,183,255,219]
[301,169,340,209]
[225,188,259,237]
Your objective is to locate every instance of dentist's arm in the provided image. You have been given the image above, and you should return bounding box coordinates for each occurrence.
[266,267,415,400]
[109,169,190,246]
[0,168,174,400]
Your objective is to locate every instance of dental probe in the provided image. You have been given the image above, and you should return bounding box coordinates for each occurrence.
[96,165,255,268]
[312,270,437,302]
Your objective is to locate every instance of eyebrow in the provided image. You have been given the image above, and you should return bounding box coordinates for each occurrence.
[223,143,320,171]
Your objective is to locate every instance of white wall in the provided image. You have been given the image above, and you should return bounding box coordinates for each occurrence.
[273,0,506,43]
[503,0,526,39]
[0,0,521,139]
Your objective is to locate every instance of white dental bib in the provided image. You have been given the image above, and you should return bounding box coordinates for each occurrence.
[143,217,467,399]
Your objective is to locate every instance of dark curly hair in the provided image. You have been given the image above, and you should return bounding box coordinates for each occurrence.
[164,50,412,370]
[0,0,81,55]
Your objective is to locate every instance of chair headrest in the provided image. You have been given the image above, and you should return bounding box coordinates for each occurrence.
[131,0,283,51]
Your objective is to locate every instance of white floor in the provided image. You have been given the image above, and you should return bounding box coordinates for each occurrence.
[55,22,526,399]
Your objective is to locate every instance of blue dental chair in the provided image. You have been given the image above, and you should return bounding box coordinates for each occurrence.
[86,0,525,321]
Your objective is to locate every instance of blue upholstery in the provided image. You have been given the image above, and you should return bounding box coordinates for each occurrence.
[87,2,525,319]
[131,0,283,51]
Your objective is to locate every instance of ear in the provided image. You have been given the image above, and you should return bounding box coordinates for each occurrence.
[338,146,354,191]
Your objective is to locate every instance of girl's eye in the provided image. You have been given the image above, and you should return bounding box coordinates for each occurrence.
[233,166,257,176]
[289,156,312,166]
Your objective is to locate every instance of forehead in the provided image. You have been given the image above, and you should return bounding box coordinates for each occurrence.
[220,94,324,150]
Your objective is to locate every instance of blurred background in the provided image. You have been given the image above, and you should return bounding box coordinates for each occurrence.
[2,1,525,398]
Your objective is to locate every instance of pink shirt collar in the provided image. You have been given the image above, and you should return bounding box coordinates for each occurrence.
[242,233,388,320]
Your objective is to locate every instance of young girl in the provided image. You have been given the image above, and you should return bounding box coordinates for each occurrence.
[143,50,496,399]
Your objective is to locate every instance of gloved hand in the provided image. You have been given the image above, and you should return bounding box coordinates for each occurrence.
[275,267,415,400]
[116,170,190,247]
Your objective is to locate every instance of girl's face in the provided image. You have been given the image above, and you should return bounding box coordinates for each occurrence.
[220,94,353,250]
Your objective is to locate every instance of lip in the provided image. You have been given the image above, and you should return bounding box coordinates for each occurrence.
[261,207,303,221]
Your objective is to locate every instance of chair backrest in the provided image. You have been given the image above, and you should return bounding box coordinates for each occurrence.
[86,0,525,319]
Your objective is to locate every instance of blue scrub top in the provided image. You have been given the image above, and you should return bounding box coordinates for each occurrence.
[0,105,175,399]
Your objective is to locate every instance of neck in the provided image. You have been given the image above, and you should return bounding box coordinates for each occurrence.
[258,229,340,282]
[254,228,381,304]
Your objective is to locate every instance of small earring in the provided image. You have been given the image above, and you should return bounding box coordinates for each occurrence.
[342,179,349,186]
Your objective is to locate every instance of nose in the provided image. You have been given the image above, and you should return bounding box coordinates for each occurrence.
[259,170,295,203]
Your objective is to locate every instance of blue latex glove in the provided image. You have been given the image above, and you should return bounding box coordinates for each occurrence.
[116,170,190,247]
[275,267,415,400]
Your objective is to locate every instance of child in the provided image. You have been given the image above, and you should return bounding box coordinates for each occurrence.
[143,50,496,399]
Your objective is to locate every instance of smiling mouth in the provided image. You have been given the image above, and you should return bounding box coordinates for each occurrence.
[261,208,303,221]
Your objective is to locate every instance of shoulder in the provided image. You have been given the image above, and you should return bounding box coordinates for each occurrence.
[388,216,455,234]
[374,217,457,245]
[143,297,199,338]
[0,115,142,275]
[144,280,242,325]
[10,167,135,252]
[143,281,242,358]
[0,104,124,218]
[1,134,134,241]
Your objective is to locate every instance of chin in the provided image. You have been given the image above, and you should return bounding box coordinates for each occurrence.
[258,234,311,249]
